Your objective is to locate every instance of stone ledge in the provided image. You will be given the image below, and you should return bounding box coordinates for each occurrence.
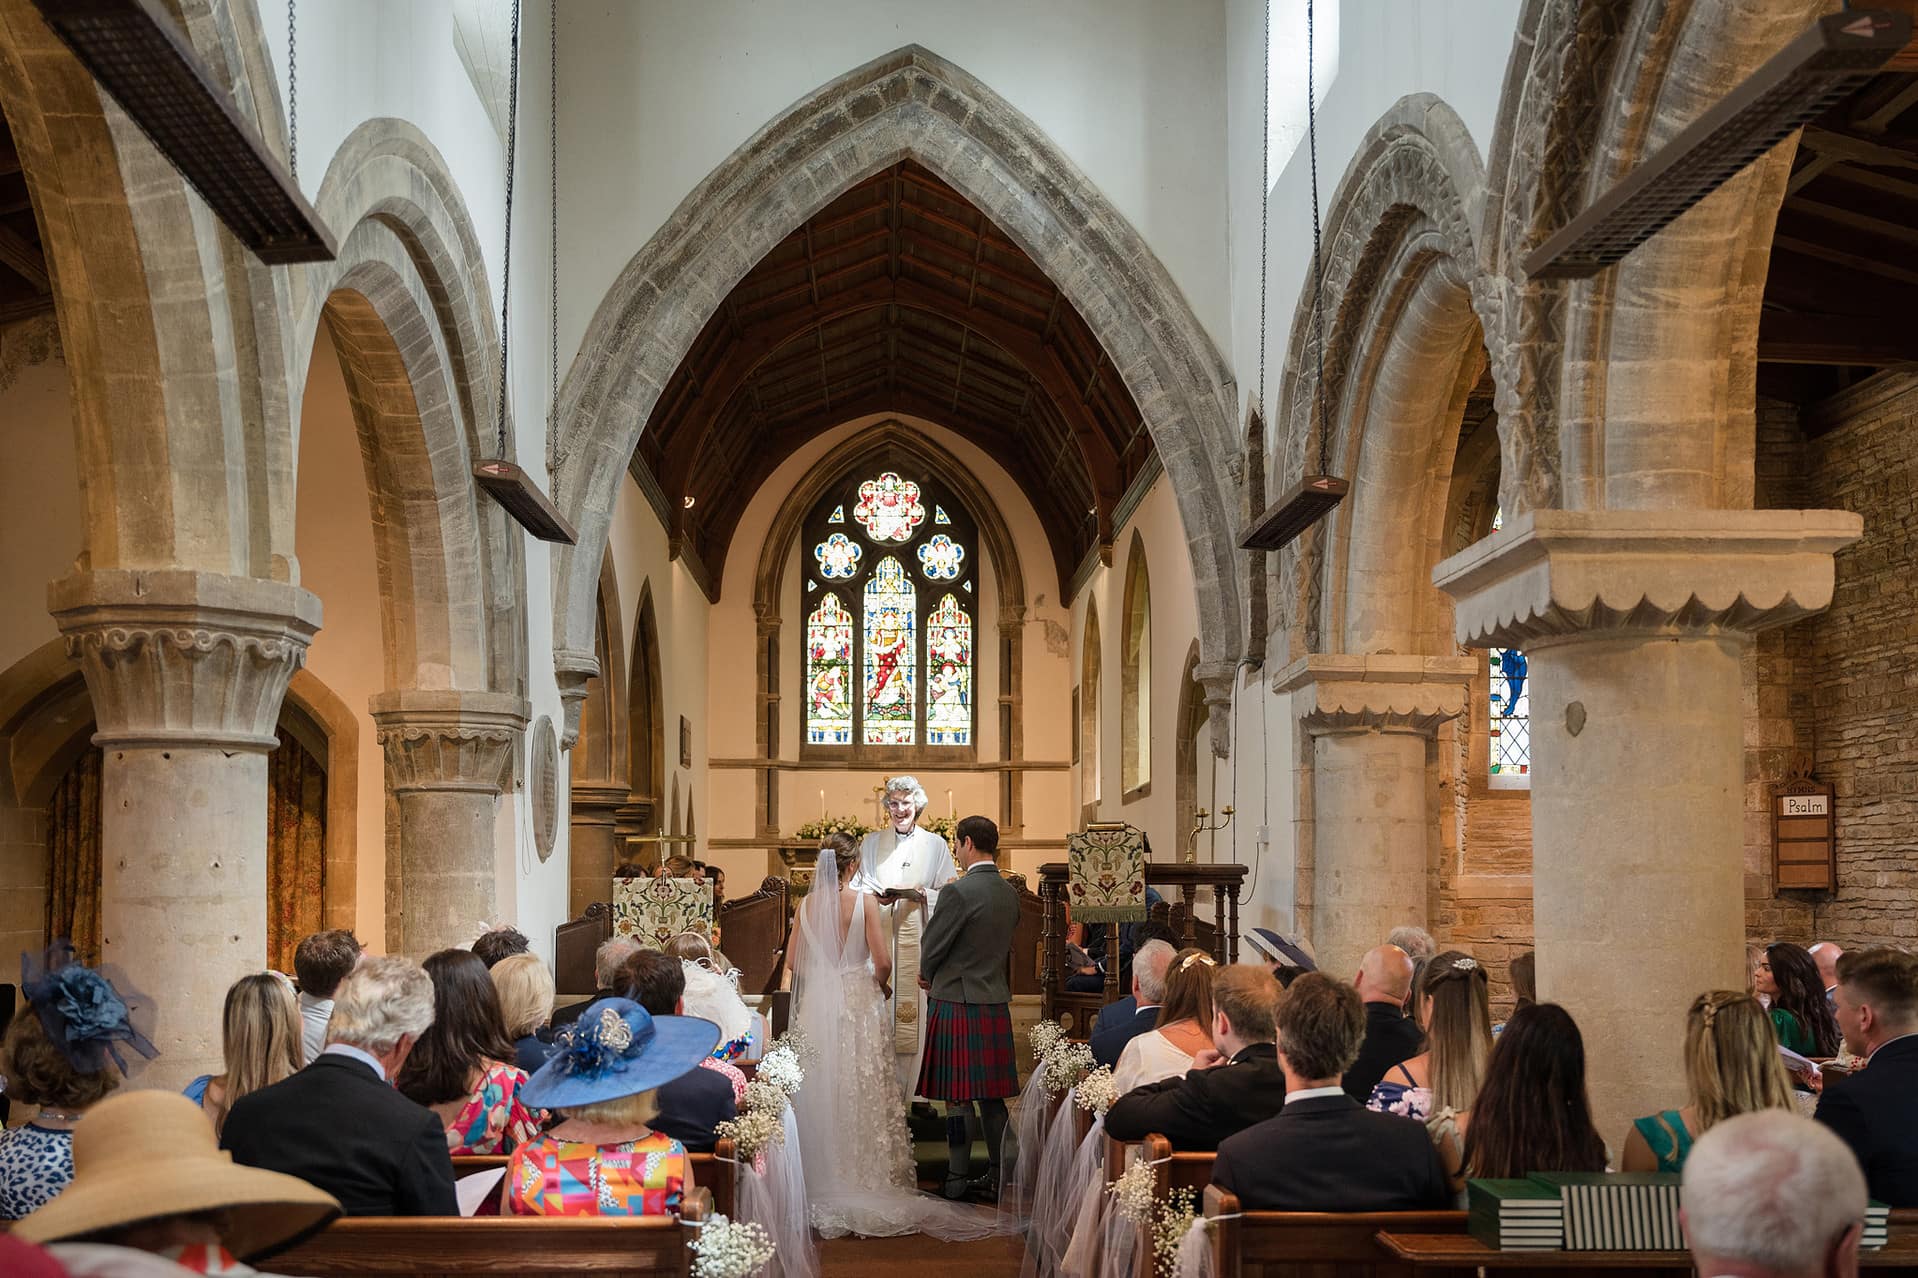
[1275,653,1478,735]
[1432,509,1864,649]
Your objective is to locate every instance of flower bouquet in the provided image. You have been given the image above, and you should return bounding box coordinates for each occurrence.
[793,816,872,841]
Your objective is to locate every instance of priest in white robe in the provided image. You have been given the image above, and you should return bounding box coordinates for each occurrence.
[853,774,957,1097]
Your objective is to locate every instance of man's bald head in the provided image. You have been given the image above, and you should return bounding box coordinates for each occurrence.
[1810,942,1844,990]
[1356,944,1414,1005]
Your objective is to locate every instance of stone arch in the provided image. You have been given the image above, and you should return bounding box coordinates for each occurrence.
[567,552,628,914]
[1120,530,1152,799]
[280,668,361,933]
[1079,597,1102,817]
[1173,640,1206,859]
[628,582,667,833]
[549,46,1244,725]
[1480,0,1823,516]
[1271,94,1493,657]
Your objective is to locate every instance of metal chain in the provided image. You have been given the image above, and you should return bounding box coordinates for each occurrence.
[1308,0,1329,477]
[286,0,297,181]
[1256,0,1270,431]
[494,0,523,458]
[549,0,558,404]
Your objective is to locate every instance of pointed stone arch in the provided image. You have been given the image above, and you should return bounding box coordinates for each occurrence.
[549,46,1243,741]
[1079,597,1103,818]
[1174,640,1206,860]
[628,582,667,835]
[1120,530,1152,800]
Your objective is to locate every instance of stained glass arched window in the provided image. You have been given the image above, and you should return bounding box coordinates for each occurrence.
[1487,509,1530,776]
[801,466,977,753]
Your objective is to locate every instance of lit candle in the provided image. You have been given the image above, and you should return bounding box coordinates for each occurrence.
[947,788,954,819]
[819,788,826,820]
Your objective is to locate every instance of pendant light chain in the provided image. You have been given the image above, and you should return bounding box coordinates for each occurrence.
[549,0,558,403]
[494,0,523,459]
[286,0,297,182]
[1256,0,1270,427]
[1307,0,1330,477]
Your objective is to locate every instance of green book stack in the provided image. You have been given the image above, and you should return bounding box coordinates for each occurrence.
[1528,1172,1682,1250]
[1467,1178,1564,1251]
[1866,1201,1890,1250]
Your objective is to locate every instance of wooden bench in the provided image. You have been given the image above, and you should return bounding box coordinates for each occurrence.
[1201,1187,1469,1278]
[269,1187,710,1277]
[449,1140,737,1221]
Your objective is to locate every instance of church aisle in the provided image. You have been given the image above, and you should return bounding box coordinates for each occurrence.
[816,1234,1024,1278]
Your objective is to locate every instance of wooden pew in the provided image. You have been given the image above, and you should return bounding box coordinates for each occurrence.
[1201,1186,1469,1278]
[449,1139,737,1221]
[554,876,791,999]
[269,1186,710,1277]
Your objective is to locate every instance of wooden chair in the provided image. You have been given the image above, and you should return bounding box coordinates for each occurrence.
[447,1140,737,1221]
[553,876,792,999]
[269,1186,710,1277]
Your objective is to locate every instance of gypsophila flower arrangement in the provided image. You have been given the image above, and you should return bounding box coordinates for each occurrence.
[1029,1018,1066,1058]
[1074,1065,1118,1116]
[1108,1159,1155,1223]
[767,1027,816,1072]
[794,816,872,841]
[742,1077,790,1120]
[1041,1039,1096,1095]
[715,1106,786,1162]
[1151,1186,1200,1278]
[688,1212,775,1278]
[756,1043,804,1098]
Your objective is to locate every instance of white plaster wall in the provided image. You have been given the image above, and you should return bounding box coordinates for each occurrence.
[0,360,81,675]
[557,0,1231,360]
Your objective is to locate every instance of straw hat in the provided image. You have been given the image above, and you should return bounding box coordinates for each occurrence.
[13,1090,340,1261]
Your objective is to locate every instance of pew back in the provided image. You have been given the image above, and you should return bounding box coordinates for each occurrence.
[1204,1186,1469,1278]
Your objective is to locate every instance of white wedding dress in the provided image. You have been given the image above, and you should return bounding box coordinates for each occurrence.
[792,848,1013,1241]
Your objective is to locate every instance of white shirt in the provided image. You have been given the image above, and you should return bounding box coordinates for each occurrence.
[1284,1085,1347,1105]
[854,824,956,915]
[321,1042,387,1081]
[298,992,333,1066]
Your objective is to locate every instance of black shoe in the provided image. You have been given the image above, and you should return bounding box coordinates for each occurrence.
[964,1168,1000,1203]
[942,1174,973,1201]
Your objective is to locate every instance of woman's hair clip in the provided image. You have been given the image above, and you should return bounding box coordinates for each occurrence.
[1178,953,1217,973]
[1452,956,1478,972]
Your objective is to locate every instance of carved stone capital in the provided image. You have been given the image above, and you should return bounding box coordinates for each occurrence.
[553,648,600,750]
[1433,509,1864,650]
[49,569,323,752]
[1192,660,1240,760]
[370,689,530,794]
[1276,654,1477,737]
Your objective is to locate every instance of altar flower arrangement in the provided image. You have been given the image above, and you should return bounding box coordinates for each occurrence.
[1074,1065,1118,1116]
[689,1212,776,1278]
[794,816,872,841]
[921,814,959,843]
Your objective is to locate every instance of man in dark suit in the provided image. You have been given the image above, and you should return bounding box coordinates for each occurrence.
[917,814,1021,1199]
[1342,943,1423,1101]
[551,936,642,1029]
[617,948,737,1151]
[1213,972,1449,1212]
[1106,965,1285,1150]
[1817,946,1918,1206]
[222,956,456,1216]
[1091,939,1175,1069]
[1088,921,1181,1032]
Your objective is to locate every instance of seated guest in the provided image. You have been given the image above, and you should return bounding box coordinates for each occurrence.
[1387,925,1436,1019]
[1090,939,1175,1069]
[1623,990,1794,1173]
[0,951,150,1221]
[1213,972,1449,1211]
[1754,942,1841,1061]
[1342,944,1421,1101]
[472,924,532,970]
[490,952,559,1074]
[1682,1110,1866,1278]
[1493,949,1537,1035]
[615,949,739,1149]
[551,936,642,1029]
[1367,950,1491,1122]
[291,929,361,1066]
[1112,947,1216,1094]
[1245,927,1316,982]
[1444,1003,1606,1196]
[509,998,715,1216]
[1817,947,1918,1206]
[396,949,543,1155]
[15,1090,339,1275]
[1067,887,1167,993]
[667,934,757,1084]
[1105,965,1285,1150]
[1810,942,1844,1009]
[185,973,304,1137]
[1090,925,1179,1032]
[222,955,458,1217]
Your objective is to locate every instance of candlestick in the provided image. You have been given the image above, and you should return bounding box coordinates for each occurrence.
[947,788,954,819]
[819,788,826,820]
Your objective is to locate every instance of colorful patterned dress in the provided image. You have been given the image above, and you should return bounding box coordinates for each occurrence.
[505,1130,686,1216]
[444,1060,545,1155]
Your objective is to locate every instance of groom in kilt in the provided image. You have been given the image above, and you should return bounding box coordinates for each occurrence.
[916,813,1019,1200]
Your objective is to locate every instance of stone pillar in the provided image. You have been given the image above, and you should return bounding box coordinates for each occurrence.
[371,690,528,958]
[1277,655,1476,979]
[1435,510,1861,1140]
[49,569,322,1090]
[568,782,627,917]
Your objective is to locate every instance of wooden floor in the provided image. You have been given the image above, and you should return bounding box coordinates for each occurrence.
[816,1233,1026,1277]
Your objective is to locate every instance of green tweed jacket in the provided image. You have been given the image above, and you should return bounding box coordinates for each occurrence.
[918,861,1018,1005]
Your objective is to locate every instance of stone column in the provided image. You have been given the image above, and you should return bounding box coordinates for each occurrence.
[49,569,322,1090]
[568,781,627,917]
[1435,509,1861,1139]
[371,689,528,957]
[1276,655,1476,979]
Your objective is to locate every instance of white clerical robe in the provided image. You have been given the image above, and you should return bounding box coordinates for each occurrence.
[853,823,956,1098]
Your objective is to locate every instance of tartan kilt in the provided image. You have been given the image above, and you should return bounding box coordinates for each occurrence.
[916,999,1018,1101]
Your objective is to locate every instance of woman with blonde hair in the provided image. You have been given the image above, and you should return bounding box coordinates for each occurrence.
[1111,946,1217,1094]
[1621,990,1796,1173]
[184,973,302,1137]
[1367,950,1493,1120]
[490,952,558,1074]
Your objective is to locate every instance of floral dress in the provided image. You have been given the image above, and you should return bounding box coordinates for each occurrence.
[505,1130,686,1216]
[444,1060,545,1155]
[1366,1063,1432,1121]
[701,1056,748,1105]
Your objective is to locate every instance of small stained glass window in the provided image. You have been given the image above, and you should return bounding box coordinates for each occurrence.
[815,532,862,579]
[926,594,972,746]
[829,505,845,523]
[853,472,927,543]
[917,534,964,580]
[935,505,951,525]
[1486,508,1529,776]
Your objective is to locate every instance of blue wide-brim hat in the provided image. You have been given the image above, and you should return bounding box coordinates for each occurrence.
[520,998,720,1110]
[1246,927,1316,972]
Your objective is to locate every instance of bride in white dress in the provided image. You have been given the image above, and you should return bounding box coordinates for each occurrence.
[789,835,1011,1241]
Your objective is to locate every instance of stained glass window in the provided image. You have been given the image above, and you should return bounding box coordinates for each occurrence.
[926,594,972,745]
[862,558,917,745]
[853,472,927,543]
[1486,509,1530,776]
[805,593,854,744]
[801,466,975,752]
[815,532,861,579]
[917,534,964,580]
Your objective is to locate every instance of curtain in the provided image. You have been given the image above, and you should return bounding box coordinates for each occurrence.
[45,747,103,964]
[267,728,327,974]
